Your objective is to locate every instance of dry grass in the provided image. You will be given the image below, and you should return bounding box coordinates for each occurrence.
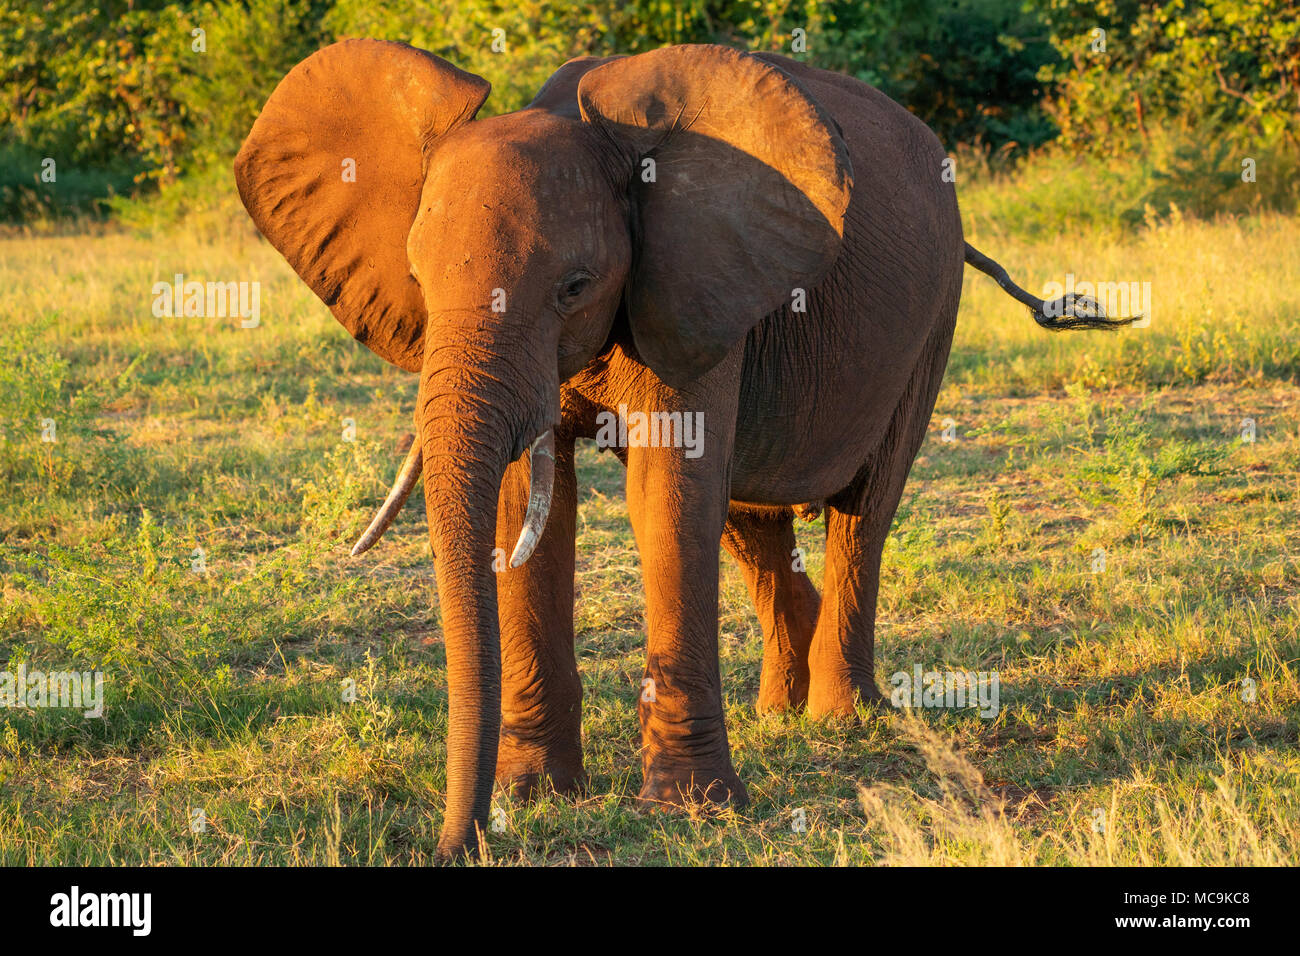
[1,183,1297,865]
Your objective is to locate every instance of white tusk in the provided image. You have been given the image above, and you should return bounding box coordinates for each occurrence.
[508,430,556,568]
[350,439,423,557]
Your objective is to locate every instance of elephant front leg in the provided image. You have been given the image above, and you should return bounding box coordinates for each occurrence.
[493,430,584,798]
[626,418,746,811]
[722,506,820,713]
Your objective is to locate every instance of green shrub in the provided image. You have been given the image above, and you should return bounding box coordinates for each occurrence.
[1037,0,1300,155]
[2,0,1062,220]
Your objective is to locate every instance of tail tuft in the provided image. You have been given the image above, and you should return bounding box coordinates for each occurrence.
[964,242,1144,332]
[1032,293,1142,331]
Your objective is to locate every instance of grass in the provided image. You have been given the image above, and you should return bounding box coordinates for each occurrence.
[1,177,1298,865]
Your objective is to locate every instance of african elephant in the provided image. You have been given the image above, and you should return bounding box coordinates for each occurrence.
[234,40,1132,860]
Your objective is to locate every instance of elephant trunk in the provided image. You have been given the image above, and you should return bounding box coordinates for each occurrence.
[419,322,558,860]
[426,454,504,861]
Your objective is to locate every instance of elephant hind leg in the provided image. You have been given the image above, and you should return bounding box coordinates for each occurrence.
[805,504,889,716]
[722,506,820,713]
[806,289,959,718]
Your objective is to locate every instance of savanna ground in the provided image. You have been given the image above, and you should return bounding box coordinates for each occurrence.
[2,175,1298,865]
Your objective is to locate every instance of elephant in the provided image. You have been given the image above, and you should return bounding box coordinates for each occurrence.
[234,39,1134,860]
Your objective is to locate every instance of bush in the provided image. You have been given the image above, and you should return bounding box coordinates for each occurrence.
[1037,0,1300,155]
[2,0,1061,220]
[0,144,134,222]
[0,0,326,192]
[960,120,1300,241]
[5,0,1294,229]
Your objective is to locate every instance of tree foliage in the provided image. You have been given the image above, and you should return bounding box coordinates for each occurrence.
[0,0,1059,187]
[1036,0,1300,152]
[1,0,1295,217]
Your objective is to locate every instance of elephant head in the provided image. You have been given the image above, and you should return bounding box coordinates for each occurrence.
[234,39,852,859]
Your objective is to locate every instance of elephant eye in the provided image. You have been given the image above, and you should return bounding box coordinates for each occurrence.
[557,271,593,307]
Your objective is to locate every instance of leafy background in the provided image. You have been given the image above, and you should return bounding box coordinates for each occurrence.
[2,0,1297,222]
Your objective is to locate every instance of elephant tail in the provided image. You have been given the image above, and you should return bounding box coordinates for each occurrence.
[963,242,1142,330]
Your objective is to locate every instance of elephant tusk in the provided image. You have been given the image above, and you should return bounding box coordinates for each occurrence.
[350,439,423,557]
[509,430,556,568]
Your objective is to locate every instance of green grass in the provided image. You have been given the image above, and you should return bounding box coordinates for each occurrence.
[1,183,1298,864]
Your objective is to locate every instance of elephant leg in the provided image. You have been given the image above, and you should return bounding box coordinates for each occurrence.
[722,506,819,713]
[493,428,584,798]
[625,384,746,809]
[804,503,890,716]
[806,304,958,718]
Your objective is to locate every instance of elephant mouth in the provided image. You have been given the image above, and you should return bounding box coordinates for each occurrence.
[350,428,556,566]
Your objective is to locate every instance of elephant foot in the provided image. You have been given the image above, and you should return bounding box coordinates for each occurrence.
[637,764,749,812]
[433,837,479,865]
[757,660,810,714]
[806,675,887,719]
[495,733,585,801]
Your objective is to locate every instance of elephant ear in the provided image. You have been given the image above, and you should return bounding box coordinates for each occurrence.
[577,45,852,388]
[234,39,490,372]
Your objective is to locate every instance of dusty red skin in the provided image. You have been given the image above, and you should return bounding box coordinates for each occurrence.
[236,40,1123,860]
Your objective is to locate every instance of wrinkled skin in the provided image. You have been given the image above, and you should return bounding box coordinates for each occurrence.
[235,41,1132,860]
